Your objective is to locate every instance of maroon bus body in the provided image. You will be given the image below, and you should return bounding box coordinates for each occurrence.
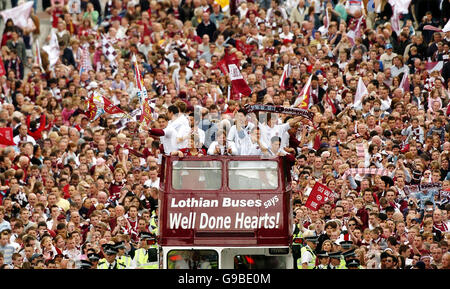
[158,155,293,247]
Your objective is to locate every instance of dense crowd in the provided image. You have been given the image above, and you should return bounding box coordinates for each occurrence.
[0,0,449,269]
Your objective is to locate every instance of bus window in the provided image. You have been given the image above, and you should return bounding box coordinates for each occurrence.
[234,255,286,269]
[167,250,218,269]
[172,160,222,190]
[228,161,278,190]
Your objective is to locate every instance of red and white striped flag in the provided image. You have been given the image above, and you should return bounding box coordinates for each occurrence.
[79,44,92,75]
[426,61,444,73]
[399,71,410,92]
[347,16,363,46]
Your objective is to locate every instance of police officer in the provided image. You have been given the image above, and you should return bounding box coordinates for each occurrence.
[97,245,126,269]
[87,252,102,269]
[328,251,345,269]
[79,259,93,269]
[314,251,330,269]
[298,233,318,269]
[133,232,159,269]
[115,241,133,268]
[342,248,357,269]
[346,258,361,269]
[149,205,159,235]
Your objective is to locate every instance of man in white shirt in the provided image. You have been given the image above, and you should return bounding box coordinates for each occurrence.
[227,109,255,155]
[149,115,178,155]
[13,124,36,147]
[166,105,190,149]
[144,166,160,189]
[207,129,238,155]
[259,115,304,151]
[380,44,397,70]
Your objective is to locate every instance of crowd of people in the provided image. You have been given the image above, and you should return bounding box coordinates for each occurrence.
[0,0,450,269]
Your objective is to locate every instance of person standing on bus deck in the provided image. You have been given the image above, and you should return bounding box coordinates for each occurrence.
[207,129,238,155]
[97,244,126,269]
[299,233,318,269]
[133,232,159,269]
[115,241,133,269]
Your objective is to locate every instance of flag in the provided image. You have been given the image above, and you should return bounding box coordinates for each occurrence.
[35,40,44,72]
[293,75,312,108]
[0,56,5,77]
[279,64,291,90]
[216,51,238,75]
[0,128,16,146]
[235,39,253,56]
[84,96,98,121]
[102,35,118,68]
[423,25,443,32]
[367,0,375,12]
[139,98,154,126]
[132,54,148,106]
[0,1,33,29]
[102,96,125,115]
[426,61,444,73]
[354,77,368,108]
[43,31,60,69]
[305,182,335,211]
[399,72,410,93]
[388,0,411,35]
[215,0,229,10]
[347,16,363,46]
[324,93,337,114]
[79,44,92,75]
[227,61,251,97]
[444,20,450,33]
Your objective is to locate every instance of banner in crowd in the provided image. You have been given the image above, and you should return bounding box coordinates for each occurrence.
[244,104,314,120]
[341,168,390,179]
[0,127,15,146]
[166,195,283,231]
[305,182,336,211]
[0,1,33,29]
[403,183,442,195]
[354,77,368,108]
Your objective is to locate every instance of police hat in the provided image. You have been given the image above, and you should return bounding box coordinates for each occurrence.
[87,253,101,261]
[304,236,319,243]
[342,248,356,258]
[346,258,360,268]
[139,231,155,240]
[103,245,118,255]
[115,241,126,250]
[328,251,342,259]
[79,259,93,269]
[339,240,353,249]
[317,251,329,258]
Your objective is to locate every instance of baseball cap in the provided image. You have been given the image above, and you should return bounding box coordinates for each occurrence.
[385,43,393,49]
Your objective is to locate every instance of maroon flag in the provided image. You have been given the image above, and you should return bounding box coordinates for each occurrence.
[305,182,335,211]
[102,96,125,115]
[235,39,254,56]
[0,127,16,146]
[400,72,410,92]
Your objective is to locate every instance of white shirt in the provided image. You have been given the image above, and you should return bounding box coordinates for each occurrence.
[161,125,178,155]
[207,140,238,155]
[13,134,36,146]
[227,123,255,155]
[144,178,160,189]
[259,122,291,151]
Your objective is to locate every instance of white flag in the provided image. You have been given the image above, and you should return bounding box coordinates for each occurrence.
[0,1,33,29]
[354,77,368,109]
[42,31,60,69]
